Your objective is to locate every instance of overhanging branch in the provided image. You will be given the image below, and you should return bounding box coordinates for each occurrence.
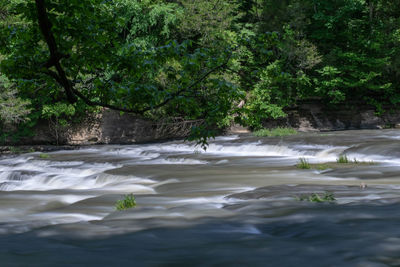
[35,0,231,114]
[35,0,76,103]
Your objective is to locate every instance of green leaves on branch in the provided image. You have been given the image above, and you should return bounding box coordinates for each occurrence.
[1,0,400,143]
[42,103,75,125]
[0,0,241,143]
[0,74,31,127]
[314,66,345,103]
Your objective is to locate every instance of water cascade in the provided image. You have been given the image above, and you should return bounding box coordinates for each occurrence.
[1,129,400,265]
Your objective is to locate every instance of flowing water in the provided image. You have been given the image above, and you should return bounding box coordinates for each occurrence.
[1,129,400,266]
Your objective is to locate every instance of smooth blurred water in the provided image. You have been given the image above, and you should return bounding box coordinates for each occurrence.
[1,129,400,266]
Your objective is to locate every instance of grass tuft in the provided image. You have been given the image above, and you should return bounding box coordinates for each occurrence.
[39,153,50,159]
[336,155,375,165]
[336,154,350,163]
[296,191,336,203]
[296,157,311,169]
[115,193,136,211]
[253,127,298,137]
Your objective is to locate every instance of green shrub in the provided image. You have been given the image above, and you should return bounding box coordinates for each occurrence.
[115,194,136,211]
[297,191,336,203]
[336,154,349,163]
[253,127,298,137]
[296,157,311,169]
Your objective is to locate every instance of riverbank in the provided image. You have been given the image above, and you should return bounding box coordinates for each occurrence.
[3,102,400,147]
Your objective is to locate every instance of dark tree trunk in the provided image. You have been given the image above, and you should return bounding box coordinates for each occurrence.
[35,0,77,104]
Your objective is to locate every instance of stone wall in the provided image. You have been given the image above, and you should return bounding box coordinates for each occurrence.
[12,102,400,145]
[17,109,202,145]
[261,101,400,131]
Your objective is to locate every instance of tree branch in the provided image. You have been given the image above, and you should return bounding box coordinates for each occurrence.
[140,54,232,113]
[35,0,231,114]
[70,55,231,114]
[35,0,76,103]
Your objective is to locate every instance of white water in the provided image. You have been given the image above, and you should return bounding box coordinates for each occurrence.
[1,133,400,192]
[1,129,400,265]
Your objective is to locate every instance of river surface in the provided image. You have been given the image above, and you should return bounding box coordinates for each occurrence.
[1,130,400,266]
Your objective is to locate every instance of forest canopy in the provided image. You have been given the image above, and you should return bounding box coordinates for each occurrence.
[1,0,399,144]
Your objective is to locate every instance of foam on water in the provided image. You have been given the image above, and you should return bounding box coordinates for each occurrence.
[32,212,104,225]
[133,141,307,158]
[313,146,350,161]
[213,135,240,141]
[1,136,399,193]
[54,136,400,167]
[98,140,306,158]
[95,173,156,185]
[0,156,33,166]
[168,195,229,205]
[101,148,161,159]
[205,142,304,157]
[214,224,262,235]
[0,157,158,192]
[142,157,208,165]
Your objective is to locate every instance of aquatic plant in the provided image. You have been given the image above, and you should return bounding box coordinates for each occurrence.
[39,153,50,159]
[115,194,137,211]
[296,158,311,169]
[253,127,298,137]
[336,155,375,165]
[297,191,336,203]
[336,154,349,163]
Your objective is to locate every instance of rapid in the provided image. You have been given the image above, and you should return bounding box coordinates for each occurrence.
[1,129,400,266]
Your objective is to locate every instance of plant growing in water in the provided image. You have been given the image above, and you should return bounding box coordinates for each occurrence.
[115,194,137,211]
[336,155,374,164]
[39,153,50,159]
[296,158,311,169]
[253,127,298,137]
[336,154,349,163]
[297,191,336,203]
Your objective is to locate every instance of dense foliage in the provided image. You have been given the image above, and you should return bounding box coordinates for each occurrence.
[0,0,399,143]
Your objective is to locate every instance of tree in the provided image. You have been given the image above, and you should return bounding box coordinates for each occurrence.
[1,0,399,141]
[0,74,31,127]
[0,0,241,146]
[236,0,400,125]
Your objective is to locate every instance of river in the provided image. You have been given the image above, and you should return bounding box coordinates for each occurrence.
[1,129,400,266]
